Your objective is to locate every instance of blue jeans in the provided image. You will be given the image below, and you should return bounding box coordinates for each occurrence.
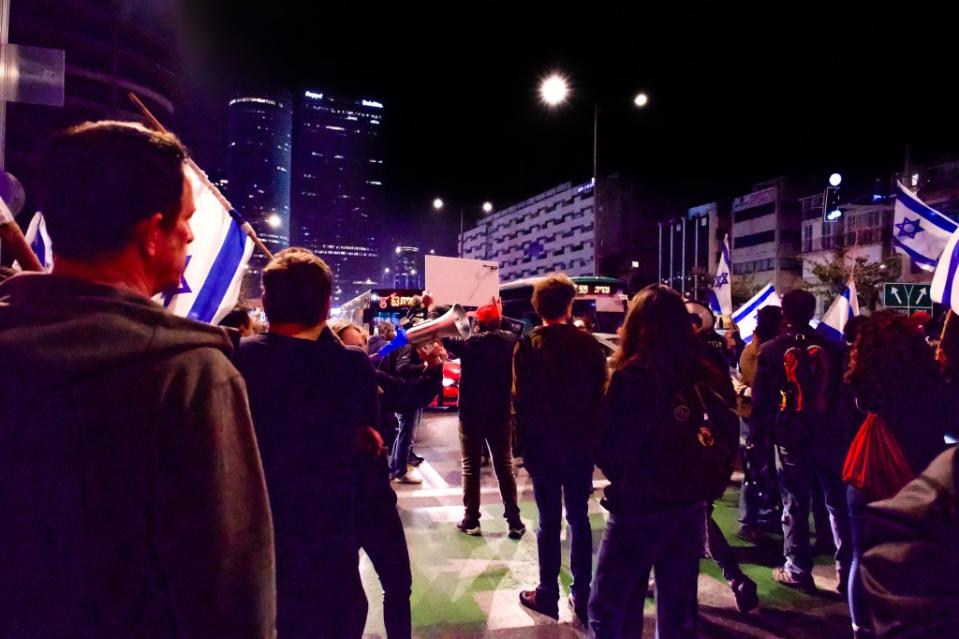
[847,485,872,636]
[529,460,594,604]
[776,445,851,580]
[589,504,706,639]
[390,409,421,477]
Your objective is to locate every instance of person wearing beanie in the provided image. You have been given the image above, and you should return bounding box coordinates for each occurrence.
[444,299,526,539]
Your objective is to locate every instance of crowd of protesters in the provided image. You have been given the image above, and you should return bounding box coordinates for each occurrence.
[1,119,958,639]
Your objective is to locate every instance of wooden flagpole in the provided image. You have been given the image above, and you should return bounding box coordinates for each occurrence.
[127,92,274,261]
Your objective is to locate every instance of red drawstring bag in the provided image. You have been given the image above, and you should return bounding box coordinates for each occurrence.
[842,413,915,500]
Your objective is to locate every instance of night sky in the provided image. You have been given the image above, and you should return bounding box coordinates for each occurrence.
[176,1,959,247]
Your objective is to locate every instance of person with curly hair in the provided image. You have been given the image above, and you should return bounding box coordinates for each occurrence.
[843,311,950,638]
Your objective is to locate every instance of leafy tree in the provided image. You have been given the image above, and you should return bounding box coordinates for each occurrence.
[804,249,902,311]
[731,276,764,309]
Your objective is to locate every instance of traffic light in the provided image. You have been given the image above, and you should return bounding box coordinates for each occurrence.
[823,186,842,223]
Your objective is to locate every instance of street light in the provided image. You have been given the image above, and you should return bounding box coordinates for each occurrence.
[536,71,649,190]
[266,214,282,228]
[539,73,570,106]
[482,201,493,214]
[433,198,444,210]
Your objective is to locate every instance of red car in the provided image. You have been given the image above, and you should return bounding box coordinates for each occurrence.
[429,357,461,409]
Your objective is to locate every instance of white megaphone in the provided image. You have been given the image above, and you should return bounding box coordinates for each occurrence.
[374,304,471,359]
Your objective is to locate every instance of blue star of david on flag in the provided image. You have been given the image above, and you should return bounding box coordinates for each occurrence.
[713,272,729,288]
[895,217,923,240]
[163,255,192,307]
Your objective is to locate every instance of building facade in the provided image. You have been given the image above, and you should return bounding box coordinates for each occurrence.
[657,202,729,301]
[393,245,422,290]
[291,91,385,307]
[460,177,648,284]
[730,179,803,294]
[227,92,293,297]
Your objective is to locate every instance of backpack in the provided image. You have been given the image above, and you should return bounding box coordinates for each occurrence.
[774,333,833,447]
[642,383,740,506]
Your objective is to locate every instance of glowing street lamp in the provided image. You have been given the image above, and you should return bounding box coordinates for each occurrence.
[266,214,282,228]
[482,201,493,214]
[633,92,649,108]
[539,73,570,106]
[432,198,444,210]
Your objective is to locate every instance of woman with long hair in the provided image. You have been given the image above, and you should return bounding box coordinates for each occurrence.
[843,311,949,638]
[588,285,736,638]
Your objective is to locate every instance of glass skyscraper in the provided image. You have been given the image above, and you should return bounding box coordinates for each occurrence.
[291,91,384,308]
[227,91,293,298]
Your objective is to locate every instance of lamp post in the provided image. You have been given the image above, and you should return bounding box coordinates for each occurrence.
[433,198,493,258]
[538,72,648,190]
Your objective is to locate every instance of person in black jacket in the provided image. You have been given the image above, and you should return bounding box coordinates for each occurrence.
[513,274,608,624]
[588,285,736,638]
[332,319,445,639]
[751,289,850,593]
[445,301,525,538]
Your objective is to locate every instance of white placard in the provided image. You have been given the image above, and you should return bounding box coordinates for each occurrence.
[425,255,500,308]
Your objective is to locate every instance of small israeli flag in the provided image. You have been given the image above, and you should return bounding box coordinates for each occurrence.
[17,211,53,271]
[816,273,859,343]
[159,163,254,325]
[733,282,781,344]
[708,233,733,318]
[893,182,958,272]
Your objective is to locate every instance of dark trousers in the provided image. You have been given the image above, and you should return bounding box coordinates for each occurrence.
[459,419,520,522]
[776,445,851,579]
[357,457,413,639]
[529,460,594,603]
[390,409,421,477]
[847,485,873,635]
[706,503,744,584]
[588,504,706,639]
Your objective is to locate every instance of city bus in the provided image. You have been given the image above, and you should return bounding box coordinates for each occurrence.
[499,275,629,334]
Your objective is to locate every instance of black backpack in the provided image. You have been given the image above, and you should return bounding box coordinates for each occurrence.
[774,332,833,448]
[641,383,740,506]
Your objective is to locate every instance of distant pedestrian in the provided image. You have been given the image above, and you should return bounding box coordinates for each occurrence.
[513,273,608,625]
[369,319,396,355]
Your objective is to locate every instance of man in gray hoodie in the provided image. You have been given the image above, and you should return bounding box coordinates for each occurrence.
[0,121,276,639]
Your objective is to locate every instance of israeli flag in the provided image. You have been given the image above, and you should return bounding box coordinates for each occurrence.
[732,283,781,344]
[159,163,254,324]
[931,224,959,313]
[15,211,53,271]
[893,182,958,272]
[708,233,733,318]
[816,274,859,343]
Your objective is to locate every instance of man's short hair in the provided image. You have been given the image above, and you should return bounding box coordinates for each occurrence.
[40,121,187,260]
[262,248,333,326]
[781,289,817,326]
[532,273,576,321]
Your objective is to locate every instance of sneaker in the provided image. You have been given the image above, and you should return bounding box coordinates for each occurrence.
[731,577,759,613]
[408,451,425,466]
[507,519,527,540]
[772,566,816,593]
[568,593,588,626]
[518,590,558,619]
[456,518,482,536]
[393,467,423,485]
